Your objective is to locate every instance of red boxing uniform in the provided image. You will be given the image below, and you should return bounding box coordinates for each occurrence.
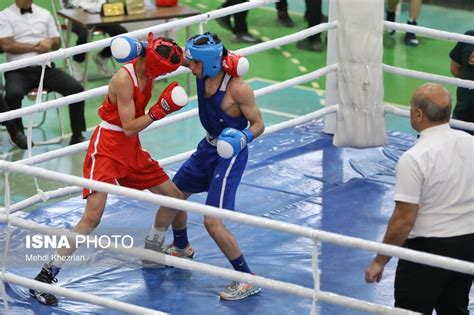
[82,62,169,198]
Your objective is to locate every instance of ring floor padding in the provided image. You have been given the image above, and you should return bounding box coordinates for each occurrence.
[1,121,473,314]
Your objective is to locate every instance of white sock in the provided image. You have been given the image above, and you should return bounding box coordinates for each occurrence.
[148,226,166,244]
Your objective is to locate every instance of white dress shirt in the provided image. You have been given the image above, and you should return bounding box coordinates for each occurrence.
[395,123,474,238]
[0,4,60,63]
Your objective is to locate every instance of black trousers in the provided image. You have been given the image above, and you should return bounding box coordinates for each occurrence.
[276,0,322,42]
[221,0,248,35]
[0,93,13,126]
[0,93,9,114]
[72,23,128,63]
[395,234,474,315]
[4,66,86,135]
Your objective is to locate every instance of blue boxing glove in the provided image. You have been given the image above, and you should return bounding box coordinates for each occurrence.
[110,36,147,63]
[217,128,254,159]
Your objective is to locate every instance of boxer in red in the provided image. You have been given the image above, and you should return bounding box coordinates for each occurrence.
[30,33,189,306]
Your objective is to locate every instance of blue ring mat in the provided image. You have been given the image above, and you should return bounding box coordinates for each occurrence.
[1,121,473,314]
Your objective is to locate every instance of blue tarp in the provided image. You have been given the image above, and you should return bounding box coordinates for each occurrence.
[1,121,472,314]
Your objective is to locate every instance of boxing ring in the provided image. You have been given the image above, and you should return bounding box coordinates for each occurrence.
[1,0,473,314]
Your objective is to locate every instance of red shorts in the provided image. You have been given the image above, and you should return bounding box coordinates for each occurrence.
[82,125,169,198]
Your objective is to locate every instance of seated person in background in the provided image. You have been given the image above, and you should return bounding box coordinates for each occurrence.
[0,43,27,149]
[62,0,128,79]
[0,0,87,145]
[449,30,474,133]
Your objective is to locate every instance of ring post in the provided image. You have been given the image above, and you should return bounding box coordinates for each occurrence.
[323,0,338,134]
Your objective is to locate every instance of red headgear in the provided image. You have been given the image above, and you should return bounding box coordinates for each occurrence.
[145,32,184,78]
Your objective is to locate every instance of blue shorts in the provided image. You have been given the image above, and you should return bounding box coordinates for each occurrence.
[173,138,248,210]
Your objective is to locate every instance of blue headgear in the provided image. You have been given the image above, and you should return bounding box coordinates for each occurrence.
[185,32,224,78]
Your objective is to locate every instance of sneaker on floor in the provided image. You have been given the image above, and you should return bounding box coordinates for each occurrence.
[297,38,323,52]
[277,13,294,27]
[230,33,262,44]
[71,61,84,82]
[69,134,86,145]
[163,243,195,259]
[142,235,165,267]
[220,280,261,301]
[92,53,112,77]
[30,266,59,306]
[405,32,419,46]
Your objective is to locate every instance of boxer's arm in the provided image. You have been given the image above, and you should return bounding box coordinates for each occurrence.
[231,79,264,139]
[113,70,154,137]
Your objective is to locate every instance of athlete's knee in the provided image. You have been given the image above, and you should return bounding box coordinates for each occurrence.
[203,216,222,235]
[80,213,101,228]
[170,187,184,200]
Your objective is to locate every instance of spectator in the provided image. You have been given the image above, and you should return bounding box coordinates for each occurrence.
[0,0,87,145]
[386,0,422,46]
[296,0,323,52]
[365,83,474,314]
[449,30,474,132]
[216,0,261,44]
[275,0,294,27]
[62,0,127,80]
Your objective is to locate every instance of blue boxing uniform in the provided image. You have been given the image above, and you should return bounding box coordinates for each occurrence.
[173,73,249,210]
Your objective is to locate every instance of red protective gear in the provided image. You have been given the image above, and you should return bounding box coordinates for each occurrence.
[222,51,249,77]
[145,33,184,78]
[148,82,188,121]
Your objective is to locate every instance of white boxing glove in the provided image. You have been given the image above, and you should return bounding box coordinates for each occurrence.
[111,36,147,63]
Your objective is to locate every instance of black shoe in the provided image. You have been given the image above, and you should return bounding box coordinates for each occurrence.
[216,14,232,31]
[277,13,294,27]
[30,266,59,306]
[70,133,86,145]
[6,123,31,150]
[231,33,262,44]
[405,32,419,46]
[297,38,323,52]
[386,10,395,22]
[405,20,419,46]
[386,11,396,35]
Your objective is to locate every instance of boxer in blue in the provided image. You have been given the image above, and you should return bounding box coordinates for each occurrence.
[147,32,265,300]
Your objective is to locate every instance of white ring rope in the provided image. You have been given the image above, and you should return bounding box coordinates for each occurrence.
[383,64,474,90]
[0,22,337,124]
[0,191,418,315]
[1,64,338,167]
[1,102,471,216]
[384,104,474,130]
[0,1,278,73]
[384,21,474,44]
[0,105,338,214]
[0,273,164,315]
[0,161,473,277]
